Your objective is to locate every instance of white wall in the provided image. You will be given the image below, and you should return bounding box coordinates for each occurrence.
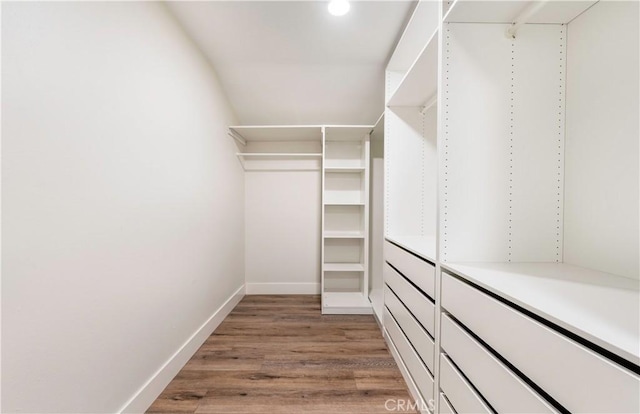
[245,166,321,294]
[1,2,244,413]
[564,0,639,280]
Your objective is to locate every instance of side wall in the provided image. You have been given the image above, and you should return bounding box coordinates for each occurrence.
[245,161,321,294]
[564,0,639,280]
[1,3,245,412]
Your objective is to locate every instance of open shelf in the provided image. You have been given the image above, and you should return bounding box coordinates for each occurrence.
[443,0,597,24]
[322,291,372,314]
[237,153,322,158]
[324,200,365,206]
[324,263,365,272]
[324,170,365,205]
[387,0,439,73]
[324,205,363,233]
[442,262,640,366]
[387,28,438,107]
[324,231,365,239]
[386,235,436,264]
[324,166,365,173]
[229,125,322,142]
[324,125,374,142]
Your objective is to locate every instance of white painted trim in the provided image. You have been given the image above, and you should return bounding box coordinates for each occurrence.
[119,284,246,414]
[245,282,320,295]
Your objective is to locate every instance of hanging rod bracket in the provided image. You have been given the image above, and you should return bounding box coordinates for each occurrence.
[420,94,438,115]
[228,130,247,146]
[506,0,549,39]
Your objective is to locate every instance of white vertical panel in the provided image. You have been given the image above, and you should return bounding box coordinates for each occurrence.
[386,107,425,237]
[510,24,565,262]
[442,23,565,262]
[441,23,512,262]
[564,0,640,280]
[423,104,438,239]
[386,105,438,241]
[369,155,385,319]
[245,171,321,286]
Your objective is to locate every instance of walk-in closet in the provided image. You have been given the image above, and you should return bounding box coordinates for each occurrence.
[2,1,638,413]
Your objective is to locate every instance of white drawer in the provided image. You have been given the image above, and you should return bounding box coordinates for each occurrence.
[442,272,640,413]
[385,285,435,372]
[384,307,434,404]
[441,313,557,413]
[385,262,435,336]
[385,240,436,299]
[439,393,455,414]
[440,354,492,414]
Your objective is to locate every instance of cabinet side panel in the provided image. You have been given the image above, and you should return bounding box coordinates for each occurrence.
[386,107,425,238]
[564,0,640,280]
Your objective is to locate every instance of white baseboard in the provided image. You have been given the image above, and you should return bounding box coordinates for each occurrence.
[245,282,320,294]
[119,284,245,413]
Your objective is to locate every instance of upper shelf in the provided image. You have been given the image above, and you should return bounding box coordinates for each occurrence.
[387,28,438,107]
[229,125,322,142]
[324,125,374,142]
[387,0,440,73]
[444,0,598,24]
[442,261,640,367]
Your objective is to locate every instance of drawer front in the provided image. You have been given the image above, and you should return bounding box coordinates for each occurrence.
[384,307,434,404]
[385,285,435,372]
[442,272,640,413]
[440,354,492,414]
[385,263,435,336]
[441,313,557,413]
[385,240,436,299]
[439,393,455,414]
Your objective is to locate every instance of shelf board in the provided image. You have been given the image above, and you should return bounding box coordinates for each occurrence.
[324,231,365,239]
[322,291,372,314]
[442,262,640,366]
[386,235,436,263]
[324,263,365,272]
[443,0,597,24]
[387,0,439,72]
[324,201,365,206]
[324,166,365,173]
[230,125,322,142]
[324,125,374,142]
[371,113,385,142]
[237,153,322,158]
[387,28,439,108]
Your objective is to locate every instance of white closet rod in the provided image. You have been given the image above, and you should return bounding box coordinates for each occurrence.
[506,0,549,38]
[228,131,247,146]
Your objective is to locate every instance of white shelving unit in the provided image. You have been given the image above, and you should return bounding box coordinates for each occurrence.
[322,126,373,314]
[383,1,639,413]
[229,125,323,170]
[385,0,439,263]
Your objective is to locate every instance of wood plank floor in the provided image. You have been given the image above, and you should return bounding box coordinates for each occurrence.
[147,295,416,414]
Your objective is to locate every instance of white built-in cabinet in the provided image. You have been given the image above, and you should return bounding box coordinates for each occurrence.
[322,126,373,314]
[383,1,639,413]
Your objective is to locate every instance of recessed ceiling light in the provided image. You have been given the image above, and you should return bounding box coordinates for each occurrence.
[328,0,350,16]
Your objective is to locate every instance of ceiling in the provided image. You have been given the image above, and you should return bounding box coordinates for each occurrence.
[166,1,414,125]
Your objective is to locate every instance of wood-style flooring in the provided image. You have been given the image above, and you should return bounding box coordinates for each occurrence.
[147,295,416,413]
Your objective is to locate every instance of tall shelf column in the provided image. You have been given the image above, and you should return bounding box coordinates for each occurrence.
[321,126,373,314]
